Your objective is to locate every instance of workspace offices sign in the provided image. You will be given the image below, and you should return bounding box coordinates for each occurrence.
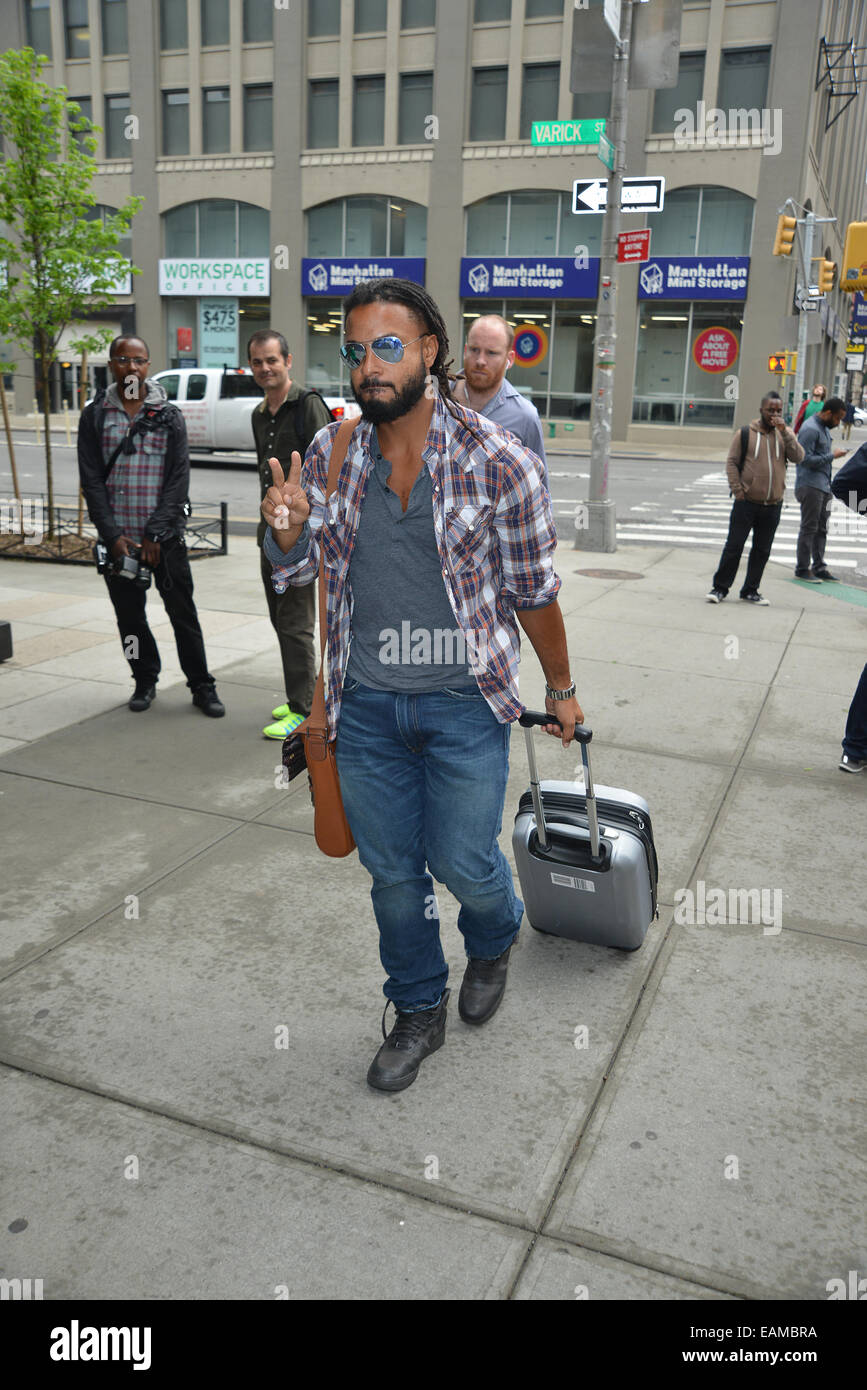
[159,259,269,295]
[637,256,750,300]
[460,257,599,299]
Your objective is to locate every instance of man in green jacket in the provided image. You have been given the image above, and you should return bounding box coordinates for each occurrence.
[248,330,333,739]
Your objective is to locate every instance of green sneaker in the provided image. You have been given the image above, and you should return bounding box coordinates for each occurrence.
[271,703,291,720]
[263,709,306,740]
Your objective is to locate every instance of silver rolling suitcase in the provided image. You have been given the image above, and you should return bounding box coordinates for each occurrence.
[512,711,658,951]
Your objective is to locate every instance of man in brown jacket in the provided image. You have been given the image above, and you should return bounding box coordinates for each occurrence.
[706,392,804,605]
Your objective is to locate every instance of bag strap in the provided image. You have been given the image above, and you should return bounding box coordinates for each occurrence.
[736,424,750,472]
[307,417,360,735]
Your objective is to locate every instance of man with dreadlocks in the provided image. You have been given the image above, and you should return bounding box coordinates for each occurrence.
[261,278,582,1093]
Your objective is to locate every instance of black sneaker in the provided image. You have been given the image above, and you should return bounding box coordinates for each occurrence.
[706,588,726,604]
[192,683,225,717]
[128,684,156,712]
[459,944,513,1025]
[740,591,769,605]
[811,567,839,581]
[794,569,822,583]
[367,989,450,1092]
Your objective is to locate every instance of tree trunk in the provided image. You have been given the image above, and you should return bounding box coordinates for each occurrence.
[38,333,55,540]
[77,350,87,534]
[0,375,22,513]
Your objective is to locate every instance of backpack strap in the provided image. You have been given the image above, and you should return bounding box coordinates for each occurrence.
[737,424,750,472]
[293,388,333,457]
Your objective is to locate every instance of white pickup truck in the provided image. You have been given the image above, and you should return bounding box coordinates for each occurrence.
[150,367,358,454]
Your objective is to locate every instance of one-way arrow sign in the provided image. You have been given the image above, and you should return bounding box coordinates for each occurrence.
[572,176,665,215]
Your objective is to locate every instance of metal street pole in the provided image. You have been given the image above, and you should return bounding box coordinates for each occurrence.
[577,0,633,553]
[791,210,814,423]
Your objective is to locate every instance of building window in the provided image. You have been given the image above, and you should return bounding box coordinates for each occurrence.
[355,0,387,33]
[161,0,187,49]
[25,0,52,57]
[64,0,90,58]
[520,63,560,140]
[652,52,705,131]
[163,200,269,257]
[647,186,754,257]
[525,0,562,16]
[717,47,771,112]
[353,76,385,147]
[306,195,427,257]
[465,189,602,257]
[201,0,229,47]
[162,91,190,156]
[398,72,433,145]
[306,301,345,394]
[203,88,230,154]
[308,80,339,149]
[474,0,510,19]
[69,95,93,150]
[102,0,128,54]
[470,67,507,141]
[244,85,273,151]
[104,94,131,158]
[572,90,610,122]
[309,0,340,36]
[243,0,273,43]
[401,0,436,27]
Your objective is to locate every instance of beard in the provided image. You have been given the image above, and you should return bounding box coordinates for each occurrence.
[352,360,429,424]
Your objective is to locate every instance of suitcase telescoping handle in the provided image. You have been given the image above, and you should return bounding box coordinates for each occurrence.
[518,711,600,858]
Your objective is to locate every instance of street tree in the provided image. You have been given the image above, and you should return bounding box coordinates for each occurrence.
[0,47,142,539]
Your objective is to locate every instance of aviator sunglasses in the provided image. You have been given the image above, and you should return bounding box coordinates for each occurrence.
[339,333,431,369]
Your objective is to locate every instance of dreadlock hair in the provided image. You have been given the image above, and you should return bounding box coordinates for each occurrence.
[341,278,487,447]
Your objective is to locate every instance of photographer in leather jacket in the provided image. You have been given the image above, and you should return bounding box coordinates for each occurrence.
[78,336,224,716]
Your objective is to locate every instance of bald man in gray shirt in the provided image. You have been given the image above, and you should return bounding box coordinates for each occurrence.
[452,314,549,489]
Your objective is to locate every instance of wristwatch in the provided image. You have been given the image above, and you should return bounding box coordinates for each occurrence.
[546,681,576,701]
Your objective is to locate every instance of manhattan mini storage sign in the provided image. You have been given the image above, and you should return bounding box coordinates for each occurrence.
[638,256,750,300]
[302,258,425,295]
[460,257,599,299]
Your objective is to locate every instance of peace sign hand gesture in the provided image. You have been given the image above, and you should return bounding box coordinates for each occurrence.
[261,453,310,552]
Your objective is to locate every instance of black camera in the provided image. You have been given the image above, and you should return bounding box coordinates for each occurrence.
[92,541,151,589]
[113,546,152,590]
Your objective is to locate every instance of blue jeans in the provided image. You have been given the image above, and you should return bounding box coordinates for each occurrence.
[335,680,523,1011]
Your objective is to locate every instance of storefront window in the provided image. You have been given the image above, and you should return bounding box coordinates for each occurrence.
[633,302,742,427]
[461,300,595,420]
[306,301,345,394]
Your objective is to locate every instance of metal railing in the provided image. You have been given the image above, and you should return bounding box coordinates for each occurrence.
[0,497,228,562]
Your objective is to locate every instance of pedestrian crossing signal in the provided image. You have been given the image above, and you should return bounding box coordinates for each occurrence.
[773,214,797,257]
[768,354,786,373]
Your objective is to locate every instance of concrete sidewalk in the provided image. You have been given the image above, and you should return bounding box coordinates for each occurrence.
[0,538,864,1301]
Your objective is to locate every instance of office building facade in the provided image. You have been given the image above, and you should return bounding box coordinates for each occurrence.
[6,0,867,443]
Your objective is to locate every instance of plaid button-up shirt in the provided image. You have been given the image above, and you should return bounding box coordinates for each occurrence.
[269,393,561,738]
[102,384,170,540]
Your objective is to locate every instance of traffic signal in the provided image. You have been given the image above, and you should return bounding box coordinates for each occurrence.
[841,221,867,291]
[817,259,836,294]
[768,354,786,373]
[773,214,797,257]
